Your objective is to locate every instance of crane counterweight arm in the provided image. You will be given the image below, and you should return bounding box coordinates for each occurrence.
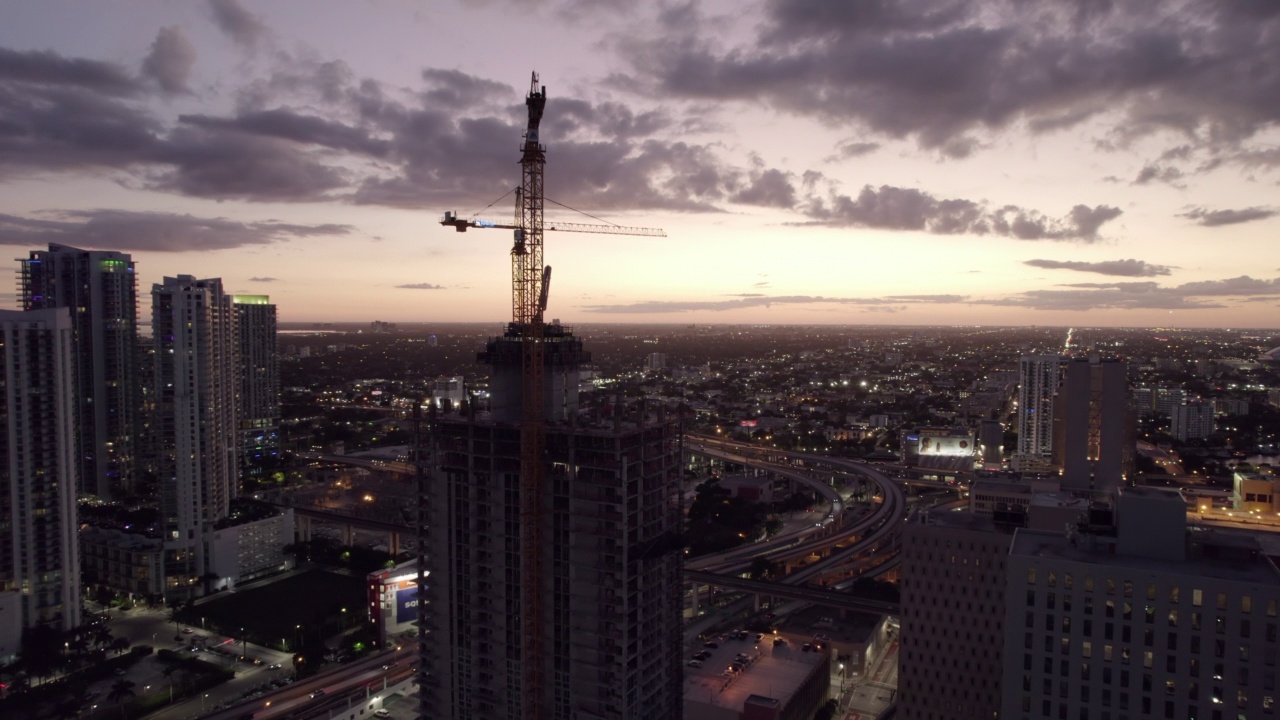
[440,212,665,237]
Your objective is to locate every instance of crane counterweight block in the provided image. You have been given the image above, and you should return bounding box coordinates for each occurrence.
[538,266,552,314]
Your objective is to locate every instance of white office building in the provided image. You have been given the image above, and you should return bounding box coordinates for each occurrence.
[1172,401,1216,442]
[0,309,82,659]
[233,295,280,480]
[153,276,237,602]
[1014,355,1063,473]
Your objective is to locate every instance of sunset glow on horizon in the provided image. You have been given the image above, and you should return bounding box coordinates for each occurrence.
[2,1,1279,328]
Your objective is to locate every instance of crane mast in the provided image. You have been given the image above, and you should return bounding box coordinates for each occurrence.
[517,72,549,720]
[437,73,663,719]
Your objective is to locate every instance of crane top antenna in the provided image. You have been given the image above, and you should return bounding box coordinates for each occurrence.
[526,72,546,135]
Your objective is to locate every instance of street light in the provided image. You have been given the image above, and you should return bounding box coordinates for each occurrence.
[201,693,208,713]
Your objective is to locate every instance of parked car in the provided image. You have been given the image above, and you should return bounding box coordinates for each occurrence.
[374,710,390,718]
[687,659,703,668]
[702,641,718,649]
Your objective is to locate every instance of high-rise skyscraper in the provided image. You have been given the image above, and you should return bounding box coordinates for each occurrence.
[420,324,685,719]
[902,488,1280,720]
[1054,356,1134,492]
[1171,401,1216,442]
[1014,354,1063,474]
[152,276,237,601]
[0,309,82,653]
[1002,488,1280,720]
[233,295,279,481]
[19,244,139,500]
[900,511,1011,720]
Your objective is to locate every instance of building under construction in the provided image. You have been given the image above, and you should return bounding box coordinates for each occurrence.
[419,390,685,718]
[418,74,684,719]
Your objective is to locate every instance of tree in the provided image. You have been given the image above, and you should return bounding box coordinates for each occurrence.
[748,556,777,581]
[814,698,839,720]
[58,678,91,720]
[94,626,113,650]
[167,609,182,641]
[17,624,63,682]
[162,665,183,703]
[107,678,136,719]
[108,678,136,703]
[68,633,89,656]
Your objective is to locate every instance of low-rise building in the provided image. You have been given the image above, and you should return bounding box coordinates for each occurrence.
[683,633,830,720]
[720,474,775,503]
[207,506,296,590]
[1234,468,1280,512]
[80,527,164,601]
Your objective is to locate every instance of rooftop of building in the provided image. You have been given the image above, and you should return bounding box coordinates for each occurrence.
[683,631,826,713]
[1011,525,1280,585]
[1029,492,1092,510]
[212,498,286,530]
[970,478,1061,495]
[347,445,410,461]
[911,507,1009,534]
[434,408,682,435]
[1118,486,1187,503]
[783,605,881,645]
[720,474,773,488]
[79,526,162,550]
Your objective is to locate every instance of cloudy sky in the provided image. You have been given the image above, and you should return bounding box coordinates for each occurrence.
[2,0,1279,328]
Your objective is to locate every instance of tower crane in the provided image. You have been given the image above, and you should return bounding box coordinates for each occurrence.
[439,72,663,719]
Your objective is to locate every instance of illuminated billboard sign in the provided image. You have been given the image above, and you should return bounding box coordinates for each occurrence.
[918,434,973,457]
[396,585,419,624]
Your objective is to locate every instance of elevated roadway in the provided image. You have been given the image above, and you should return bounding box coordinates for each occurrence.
[684,446,853,573]
[683,436,910,615]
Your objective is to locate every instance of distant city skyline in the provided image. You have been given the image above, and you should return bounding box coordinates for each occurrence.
[1,1,1279,328]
